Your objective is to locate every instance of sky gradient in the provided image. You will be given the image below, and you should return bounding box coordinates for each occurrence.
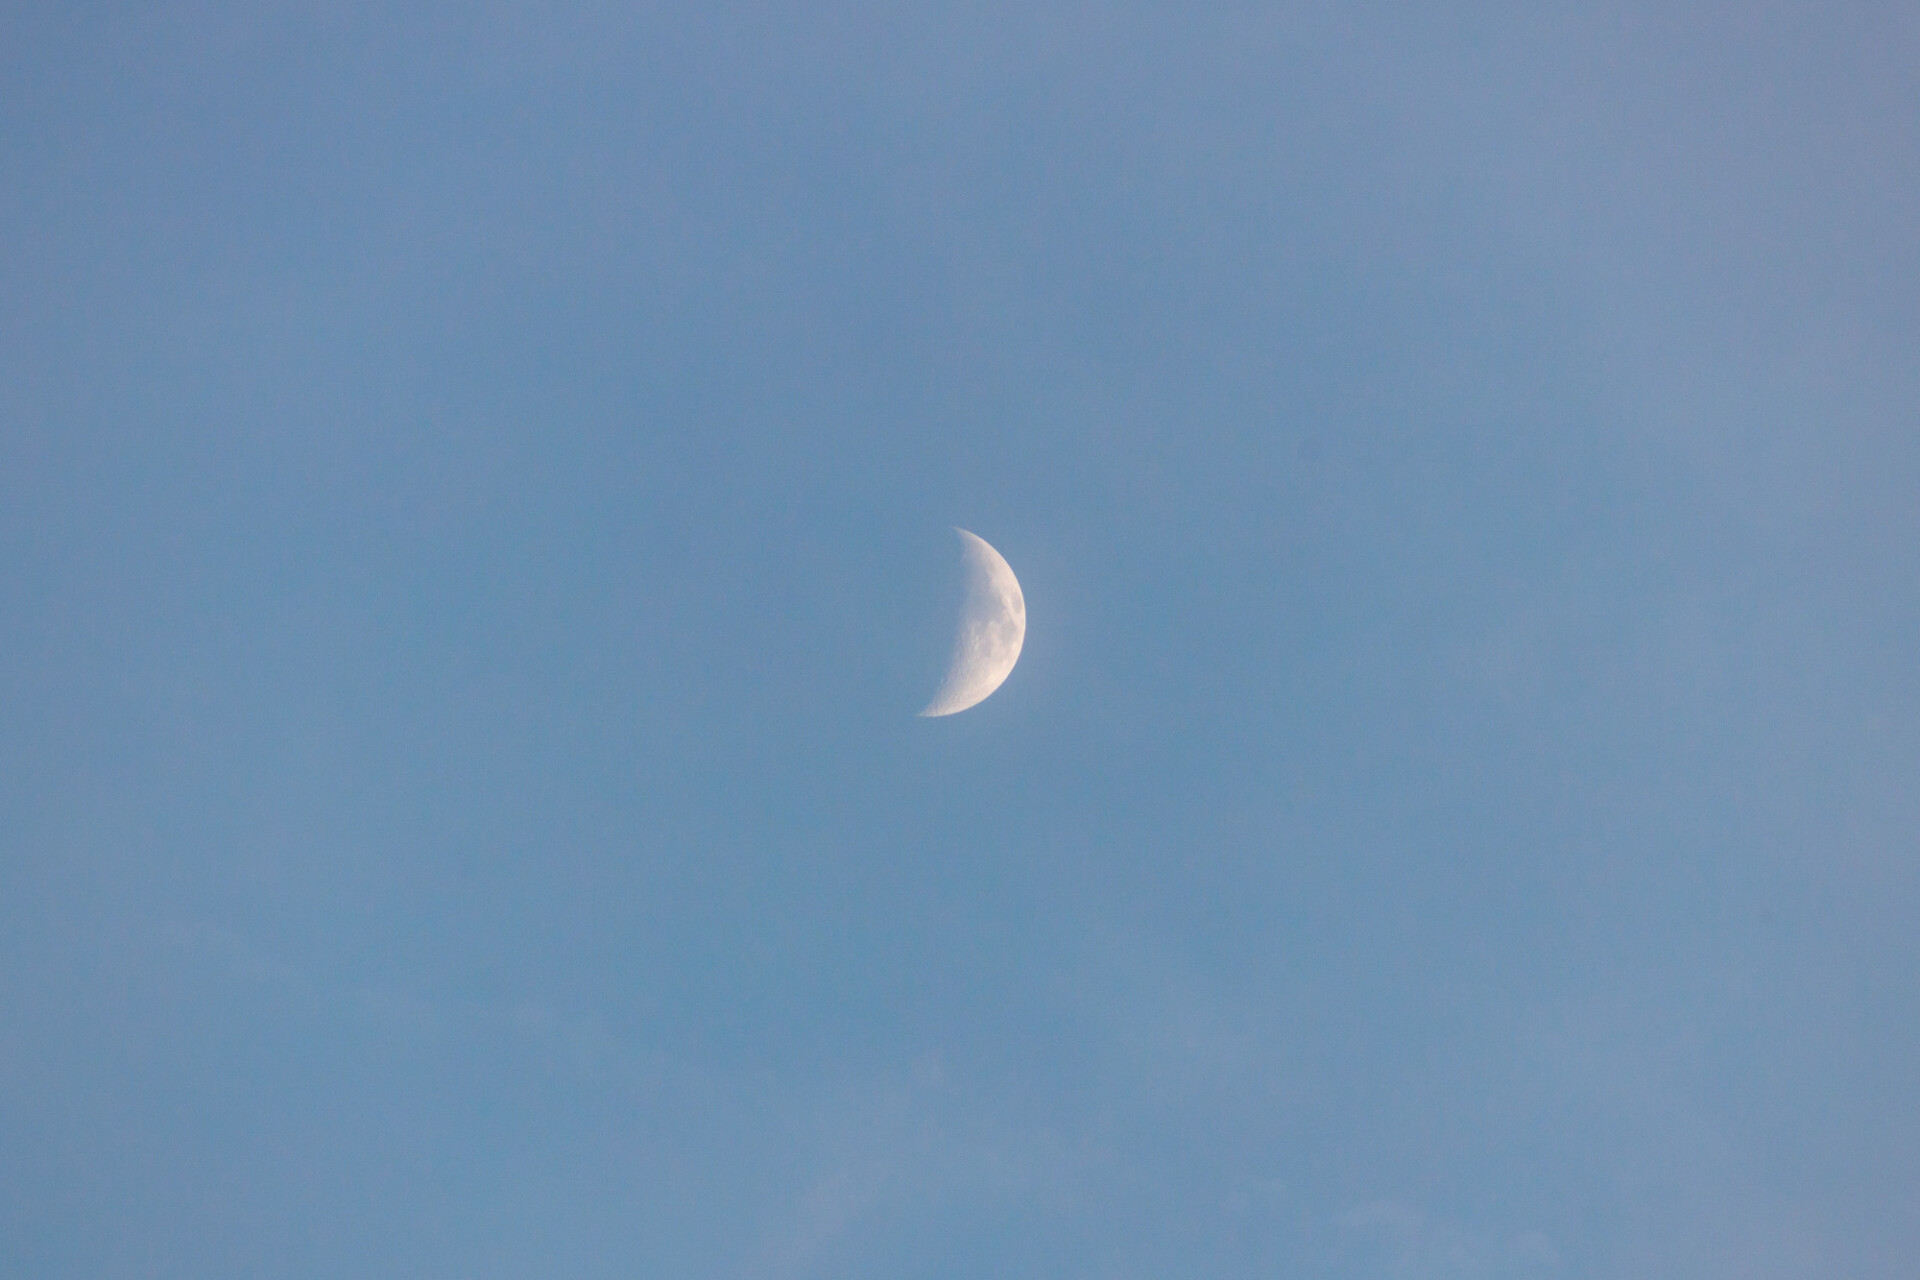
[4,3,1918,1276]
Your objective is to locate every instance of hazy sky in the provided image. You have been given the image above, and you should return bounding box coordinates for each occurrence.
[4,3,1918,1277]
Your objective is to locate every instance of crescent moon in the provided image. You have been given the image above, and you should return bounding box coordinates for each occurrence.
[920,528,1026,717]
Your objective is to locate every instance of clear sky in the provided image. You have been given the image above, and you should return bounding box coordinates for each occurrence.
[3,3,1917,1277]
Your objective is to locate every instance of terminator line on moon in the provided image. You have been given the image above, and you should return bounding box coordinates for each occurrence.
[920,528,1026,717]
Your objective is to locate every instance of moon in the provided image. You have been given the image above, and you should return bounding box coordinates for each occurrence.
[920,528,1026,717]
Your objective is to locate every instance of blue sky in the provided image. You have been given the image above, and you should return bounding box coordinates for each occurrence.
[3,3,1918,1276]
